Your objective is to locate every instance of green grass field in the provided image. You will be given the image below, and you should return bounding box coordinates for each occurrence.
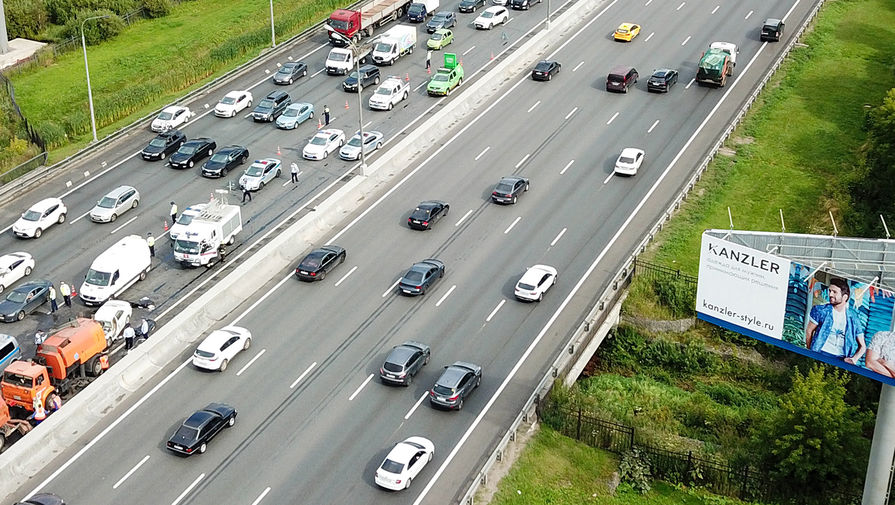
[7,0,343,162]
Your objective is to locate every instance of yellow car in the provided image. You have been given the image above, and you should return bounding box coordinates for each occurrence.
[613,23,641,42]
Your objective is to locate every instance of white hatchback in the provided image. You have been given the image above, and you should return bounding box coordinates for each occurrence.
[474,6,509,29]
[13,197,67,238]
[0,252,35,294]
[192,326,252,372]
[374,436,435,490]
[151,105,191,132]
[514,264,557,302]
[214,91,253,118]
[614,147,645,176]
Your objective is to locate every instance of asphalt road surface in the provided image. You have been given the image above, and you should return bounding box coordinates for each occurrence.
[4,0,817,503]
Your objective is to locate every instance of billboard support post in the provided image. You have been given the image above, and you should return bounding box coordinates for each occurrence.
[862,384,895,505]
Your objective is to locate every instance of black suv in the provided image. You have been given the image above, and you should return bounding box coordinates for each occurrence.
[429,361,482,410]
[380,341,431,386]
[142,129,186,161]
[252,91,291,122]
[647,68,679,93]
[343,64,381,92]
[168,137,217,169]
[510,0,541,10]
[760,18,784,42]
[458,0,485,13]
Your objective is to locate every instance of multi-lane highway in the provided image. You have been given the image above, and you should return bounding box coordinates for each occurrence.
[3,0,819,503]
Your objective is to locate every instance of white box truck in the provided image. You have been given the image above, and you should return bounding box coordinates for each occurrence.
[80,235,151,306]
[173,199,242,268]
[372,25,417,66]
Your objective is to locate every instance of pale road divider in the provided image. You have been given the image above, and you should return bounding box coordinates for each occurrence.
[0,0,598,499]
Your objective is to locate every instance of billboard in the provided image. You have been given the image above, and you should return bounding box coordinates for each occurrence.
[696,232,895,386]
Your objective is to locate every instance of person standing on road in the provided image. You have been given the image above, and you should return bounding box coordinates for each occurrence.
[170,201,178,224]
[59,281,72,308]
[123,323,136,351]
[48,285,57,313]
[147,232,155,257]
[242,186,252,204]
[291,162,299,183]
[426,49,432,70]
[34,330,47,346]
[324,105,331,126]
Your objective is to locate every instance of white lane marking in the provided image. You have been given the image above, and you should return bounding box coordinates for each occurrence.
[232,274,292,325]
[745,9,753,19]
[645,32,655,42]
[475,146,490,161]
[486,299,506,322]
[404,392,429,420]
[560,160,574,175]
[681,35,691,46]
[645,0,652,5]
[504,216,521,234]
[648,120,660,133]
[414,4,799,498]
[686,77,695,89]
[603,172,615,185]
[462,45,476,55]
[236,349,266,377]
[606,112,619,125]
[455,209,473,227]
[677,1,685,10]
[334,266,358,287]
[550,228,567,247]
[711,5,719,14]
[171,473,205,505]
[565,106,578,120]
[282,170,303,186]
[515,154,529,168]
[527,100,540,113]
[436,285,456,307]
[382,279,400,298]
[311,68,325,78]
[251,487,272,505]
[70,210,91,224]
[506,17,513,24]
[572,61,584,72]
[363,120,372,129]
[290,362,317,389]
[113,455,149,489]
[110,215,139,234]
[414,81,427,92]
[349,374,375,401]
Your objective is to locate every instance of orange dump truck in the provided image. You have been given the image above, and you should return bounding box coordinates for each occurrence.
[1,318,107,411]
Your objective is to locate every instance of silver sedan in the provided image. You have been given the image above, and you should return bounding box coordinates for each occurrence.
[339,131,384,161]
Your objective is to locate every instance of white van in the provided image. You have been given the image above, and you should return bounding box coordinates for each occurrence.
[80,235,151,306]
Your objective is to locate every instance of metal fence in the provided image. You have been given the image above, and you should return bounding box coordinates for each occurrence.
[0,72,47,183]
[632,259,698,286]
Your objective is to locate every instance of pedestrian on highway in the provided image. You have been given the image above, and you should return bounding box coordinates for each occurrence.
[324,105,331,126]
[147,232,155,257]
[123,323,135,351]
[426,49,432,70]
[60,281,72,308]
[34,330,47,346]
[291,162,299,183]
[48,285,57,313]
[47,393,62,413]
[170,201,178,224]
[242,187,252,204]
[138,318,151,340]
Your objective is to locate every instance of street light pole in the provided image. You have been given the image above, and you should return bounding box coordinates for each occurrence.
[81,14,109,143]
[546,0,551,30]
[326,25,368,177]
[269,0,276,48]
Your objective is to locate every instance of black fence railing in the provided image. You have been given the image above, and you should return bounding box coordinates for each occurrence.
[632,258,698,286]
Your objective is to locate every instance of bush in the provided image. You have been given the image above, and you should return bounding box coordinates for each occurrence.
[652,277,697,318]
[60,10,125,46]
[5,0,49,39]
[141,0,172,18]
[46,0,137,24]
[618,448,652,494]
[34,120,68,148]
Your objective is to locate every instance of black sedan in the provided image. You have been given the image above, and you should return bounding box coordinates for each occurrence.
[273,61,308,85]
[531,60,561,81]
[491,176,530,204]
[427,11,457,33]
[458,0,486,13]
[295,245,347,281]
[647,68,679,93]
[168,137,217,169]
[380,341,431,386]
[408,200,450,230]
[429,361,482,410]
[166,403,236,455]
[201,145,249,178]
[398,259,445,296]
[0,280,51,322]
[141,129,186,161]
[510,0,541,9]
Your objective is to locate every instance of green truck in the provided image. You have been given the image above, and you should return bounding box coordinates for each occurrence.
[427,52,464,96]
[696,48,732,87]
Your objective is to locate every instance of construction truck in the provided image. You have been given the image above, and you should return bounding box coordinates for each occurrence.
[1,318,107,411]
[327,0,414,45]
[0,397,31,451]
[173,197,242,268]
[696,47,732,87]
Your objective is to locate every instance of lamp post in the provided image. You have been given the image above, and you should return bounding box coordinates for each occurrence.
[546,0,551,30]
[269,0,276,48]
[81,14,109,143]
[326,26,368,176]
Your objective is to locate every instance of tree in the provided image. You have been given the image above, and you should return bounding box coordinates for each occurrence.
[849,88,895,235]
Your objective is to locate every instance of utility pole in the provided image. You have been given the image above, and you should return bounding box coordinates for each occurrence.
[0,0,10,54]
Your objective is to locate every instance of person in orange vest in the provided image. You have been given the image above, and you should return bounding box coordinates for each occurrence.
[32,396,47,424]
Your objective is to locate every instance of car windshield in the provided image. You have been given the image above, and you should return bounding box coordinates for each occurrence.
[384,361,405,372]
[414,208,432,217]
[431,33,445,40]
[277,67,291,75]
[330,52,348,62]
[495,183,513,193]
[347,136,363,147]
[329,19,348,30]
[409,5,423,13]
[617,28,629,33]
[375,42,392,52]
[149,138,167,148]
[310,136,327,146]
[347,70,361,79]
[301,257,321,269]
[220,96,236,105]
[97,196,117,209]
[195,349,215,359]
[178,145,198,155]
[381,459,405,473]
[434,14,448,22]
[375,87,392,95]
[651,71,666,79]
[404,271,424,283]
[619,156,635,164]
[432,73,450,82]
[433,384,454,396]
[518,282,536,290]
[535,62,551,71]
[246,165,264,176]
[5,291,28,303]
[481,11,493,18]
[158,111,173,120]
[86,269,111,286]
[283,108,299,117]
[209,153,229,163]
[22,210,41,221]
[258,100,274,109]
[174,425,199,441]
[176,213,196,225]
[174,239,200,254]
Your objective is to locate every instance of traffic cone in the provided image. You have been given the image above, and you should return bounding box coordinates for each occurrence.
[164,219,168,231]
[210,193,214,201]
[317,117,323,129]
[427,66,431,74]
[277,145,282,156]
[490,51,494,61]
[405,72,410,82]
[345,100,350,110]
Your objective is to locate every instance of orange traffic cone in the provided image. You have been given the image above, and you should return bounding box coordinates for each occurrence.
[277,145,282,156]
[317,117,323,129]
[345,100,350,110]
[427,66,431,74]
[405,72,410,82]
[164,219,168,231]
[490,51,494,61]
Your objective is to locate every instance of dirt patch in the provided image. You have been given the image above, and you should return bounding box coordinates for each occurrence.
[717,146,736,157]
[475,420,540,504]
[732,136,755,145]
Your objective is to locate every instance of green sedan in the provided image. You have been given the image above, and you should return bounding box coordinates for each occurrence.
[427,29,454,50]
[426,64,464,96]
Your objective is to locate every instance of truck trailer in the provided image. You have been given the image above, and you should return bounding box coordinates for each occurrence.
[328,0,414,45]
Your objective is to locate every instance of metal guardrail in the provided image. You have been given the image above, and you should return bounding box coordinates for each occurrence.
[457,0,828,503]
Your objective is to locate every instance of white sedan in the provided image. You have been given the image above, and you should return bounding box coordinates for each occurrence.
[0,252,35,294]
[303,129,346,160]
[214,91,253,118]
[614,147,645,176]
[12,197,67,239]
[151,105,191,132]
[239,158,282,191]
[474,6,509,29]
[374,436,435,490]
[192,326,252,372]
[514,264,557,302]
[339,131,384,161]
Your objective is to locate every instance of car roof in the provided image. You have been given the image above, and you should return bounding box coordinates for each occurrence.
[218,145,245,154]
[184,409,217,428]
[618,22,636,28]
[499,176,524,184]
[386,345,418,365]
[251,158,280,168]
[28,198,63,212]
[282,62,301,68]
[387,441,422,462]
[520,264,556,283]
[104,185,136,198]
[183,138,210,146]
[198,328,242,350]
[162,105,185,113]
[764,18,782,25]
[620,147,644,157]
[483,6,504,12]
[437,366,470,387]
[652,68,674,76]
[159,129,184,138]
[265,90,288,99]
[0,252,30,268]
[224,90,245,98]
[417,200,443,209]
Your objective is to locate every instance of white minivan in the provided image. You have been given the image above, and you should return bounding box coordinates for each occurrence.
[80,235,151,306]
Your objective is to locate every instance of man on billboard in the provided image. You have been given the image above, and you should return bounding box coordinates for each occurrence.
[805,278,867,364]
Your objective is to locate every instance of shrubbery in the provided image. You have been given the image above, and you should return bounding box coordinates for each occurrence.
[5,0,49,39]
[651,277,696,318]
[46,0,137,24]
[59,9,125,46]
[141,0,172,18]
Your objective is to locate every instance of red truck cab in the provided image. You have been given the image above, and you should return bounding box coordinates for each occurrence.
[329,9,361,45]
